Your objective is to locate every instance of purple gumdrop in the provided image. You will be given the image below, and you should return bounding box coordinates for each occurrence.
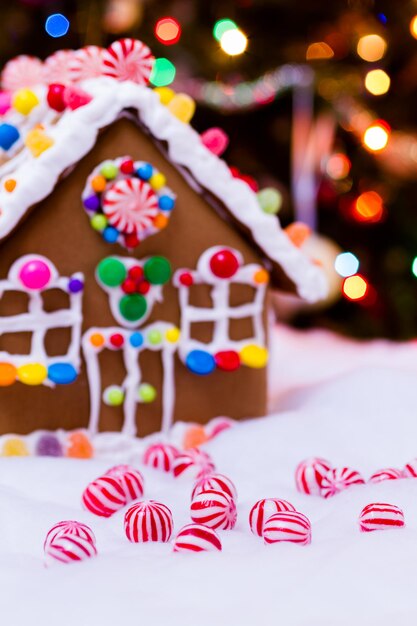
[68,278,84,293]
[83,195,100,211]
[35,434,63,457]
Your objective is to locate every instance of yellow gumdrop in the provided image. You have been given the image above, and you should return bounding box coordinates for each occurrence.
[2,437,29,457]
[149,172,166,190]
[167,93,196,124]
[25,129,54,157]
[13,89,39,115]
[17,363,47,385]
[240,344,268,369]
[165,327,180,343]
[154,87,175,105]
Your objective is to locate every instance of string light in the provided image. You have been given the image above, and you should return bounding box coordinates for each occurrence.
[410,16,417,39]
[353,191,384,222]
[364,69,390,96]
[326,153,351,180]
[357,34,387,62]
[213,18,237,42]
[363,121,390,152]
[335,252,360,277]
[154,17,181,45]
[149,58,176,87]
[220,28,248,56]
[343,275,368,300]
[45,13,70,38]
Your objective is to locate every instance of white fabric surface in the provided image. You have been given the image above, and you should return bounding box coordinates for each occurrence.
[2,324,417,625]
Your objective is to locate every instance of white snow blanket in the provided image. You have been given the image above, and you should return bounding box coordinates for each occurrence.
[2,325,417,626]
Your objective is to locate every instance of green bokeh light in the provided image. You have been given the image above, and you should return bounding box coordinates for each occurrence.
[213,18,238,42]
[149,58,176,87]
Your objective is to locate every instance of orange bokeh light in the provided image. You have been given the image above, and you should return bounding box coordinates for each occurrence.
[326,153,351,180]
[154,17,181,45]
[353,191,384,223]
[343,274,368,301]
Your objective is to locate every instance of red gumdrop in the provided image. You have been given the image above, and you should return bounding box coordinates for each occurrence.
[120,159,135,174]
[136,280,150,294]
[63,86,93,110]
[109,333,124,348]
[200,127,229,156]
[209,249,240,279]
[121,278,137,294]
[47,84,67,112]
[124,233,139,249]
[128,265,144,281]
[214,350,240,372]
[179,272,193,286]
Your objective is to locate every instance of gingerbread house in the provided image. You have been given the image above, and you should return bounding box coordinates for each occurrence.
[0,40,326,437]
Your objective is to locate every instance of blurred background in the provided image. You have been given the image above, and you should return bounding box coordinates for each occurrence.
[2,0,417,340]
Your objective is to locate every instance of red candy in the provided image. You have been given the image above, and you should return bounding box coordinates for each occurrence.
[214,350,240,372]
[403,459,417,477]
[295,457,332,496]
[178,272,193,286]
[46,83,66,112]
[206,417,234,439]
[44,520,96,549]
[1,55,44,91]
[263,511,311,545]
[63,85,92,110]
[109,333,124,348]
[82,475,127,517]
[209,248,240,279]
[44,534,97,566]
[191,473,237,501]
[124,500,173,542]
[103,38,154,84]
[320,467,365,499]
[105,464,144,502]
[249,498,296,537]
[368,468,403,483]
[359,503,405,532]
[173,448,215,480]
[190,489,237,530]
[143,443,179,472]
[120,159,135,174]
[173,524,222,553]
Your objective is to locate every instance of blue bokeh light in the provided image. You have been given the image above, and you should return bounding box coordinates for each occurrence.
[45,13,70,38]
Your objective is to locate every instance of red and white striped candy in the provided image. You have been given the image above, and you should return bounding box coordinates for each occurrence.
[263,511,311,545]
[105,464,144,502]
[320,467,365,499]
[70,46,105,82]
[403,459,417,477]
[143,443,179,472]
[1,55,44,91]
[44,520,96,549]
[173,448,215,480]
[190,489,237,530]
[359,503,405,532]
[44,50,76,85]
[103,178,159,235]
[82,475,127,517]
[191,473,237,501]
[44,533,97,566]
[295,457,332,496]
[102,39,154,84]
[173,524,222,553]
[206,416,234,438]
[368,468,403,484]
[249,498,296,537]
[124,500,173,542]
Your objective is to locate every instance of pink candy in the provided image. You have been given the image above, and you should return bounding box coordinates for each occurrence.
[44,534,97,566]
[320,467,365,499]
[1,55,44,91]
[403,459,417,477]
[295,457,332,495]
[102,38,154,84]
[82,475,127,517]
[143,442,179,472]
[70,46,105,82]
[173,448,215,480]
[124,500,173,542]
[368,468,403,483]
[173,523,222,553]
[249,498,296,537]
[200,128,229,157]
[63,85,92,110]
[190,489,237,530]
[191,473,237,501]
[359,503,405,532]
[105,465,144,502]
[263,511,312,545]
[44,520,95,549]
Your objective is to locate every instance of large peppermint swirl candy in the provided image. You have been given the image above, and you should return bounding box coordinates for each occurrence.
[368,468,403,483]
[403,458,417,477]
[173,523,222,553]
[143,443,179,472]
[103,177,159,236]
[44,533,97,566]
[105,464,144,502]
[82,475,127,517]
[70,46,105,82]
[1,55,44,91]
[191,473,237,501]
[190,489,237,530]
[124,500,173,542]
[44,520,96,549]
[263,511,311,545]
[173,448,215,480]
[320,467,365,499]
[102,38,154,84]
[359,503,405,532]
[44,50,76,85]
[249,498,296,537]
[295,457,332,496]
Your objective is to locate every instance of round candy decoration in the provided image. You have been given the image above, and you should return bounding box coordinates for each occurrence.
[191,473,237,501]
[190,489,237,530]
[209,248,240,279]
[70,46,105,82]
[368,468,403,483]
[82,475,127,517]
[173,523,222,553]
[320,467,365,499]
[124,500,173,542]
[295,457,332,496]
[44,50,76,85]
[0,123,20,151]
[173,448,215,480]
[103,38,154,84]
[35,433,63,457]
[359,503,405,532]
[44,520,96,550]
[44,534,97,566]
[249,498,296,537]
[17,257,52,290]
[1,55,44,92]
[185,350,216,376]
[143,442,179,472]
[105,464,144,503]
[263,511,312,546]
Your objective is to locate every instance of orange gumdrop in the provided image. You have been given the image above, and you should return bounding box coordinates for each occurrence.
[67,431,94,459]
[284,222,311,248]
[91,175,107,193]
[183,425,209,450]
[90,333,105,348]
[153,213,169,230]
[0,362,17,386]
[4,179,16,192]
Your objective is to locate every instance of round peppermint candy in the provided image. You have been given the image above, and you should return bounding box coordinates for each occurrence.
[44,50,76,85]
[82,475,127,517]
[105,464,144,502]
[103,38,154,84]
[249,498,296,537]
[368,468,403,483]
[44,520,96,549]
[70,46,105,82]
[263,511,311,546]
[191,473,237,501]
[320,467,365,499]
[173,448,215,480]
[124,500,173,542]
[190,489,237,530]
[44,533,97,566]
[1,55,44,91]
[103,177,159,235]
[359,503,405,532]
[295,457,332,496]
[173,524,222,553]
[143,443,179,472]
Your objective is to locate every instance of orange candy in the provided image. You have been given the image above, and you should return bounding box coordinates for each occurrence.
[4,179,16,192]
[153,213,169,230]
[66,431,94,459]
[183,425,209,450]
[253,268,269,284]
[90,332,105,347]
[0,362,17,386]
[284,222,311,248]
[91,175,107,193]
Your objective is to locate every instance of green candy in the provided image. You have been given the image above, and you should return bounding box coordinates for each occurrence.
[105,386,124,406]
[144,256,172,285]
[257,187,282,215]
[147,330,162,345]
[119,294,147,322]
[91,214,108,231]
[138,383,157,403]
[100,161,119,180]
[97,257,127,287]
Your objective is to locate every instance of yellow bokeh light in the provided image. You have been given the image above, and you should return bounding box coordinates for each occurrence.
[363,122,390,152]
[306,42,334,60]
[220,28,248,56]
[410,15,417,39]
[364,69,390,96]
[357,34,387,62]
[343,275,368,301]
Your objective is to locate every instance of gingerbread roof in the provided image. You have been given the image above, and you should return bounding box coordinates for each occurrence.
[0,58,327,303]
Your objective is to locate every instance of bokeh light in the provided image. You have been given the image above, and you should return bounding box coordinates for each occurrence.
[45,13,69,38]
[213,18,237,42]
[306,42,334,60]
[357,34,387,62]
[412,257,417,277]
[335,252,360,277]
[363,121,390,152]
[326,153,351,180]
[353,191,384,222]
[149,58,176,87]
[154,17,181,45]
[343,275,368,300]
[220,29,248,56]
[365,69,390,96]
[410,16,417,39]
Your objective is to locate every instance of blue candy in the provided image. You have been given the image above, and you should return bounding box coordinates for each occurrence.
[185,350,216,375]
[48,363,78,385]
[130,332,144,348]
[158,195,175,211]
[0,123,20,150]
[136,163,153,181]
[103,226,119,243]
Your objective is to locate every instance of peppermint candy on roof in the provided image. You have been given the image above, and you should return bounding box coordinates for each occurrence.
[44,50,76,85]
[103,38,154,84]
[70,46,105,82]
[1,55,44,91]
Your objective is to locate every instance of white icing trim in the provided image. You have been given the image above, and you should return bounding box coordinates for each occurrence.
[0,76,327,303]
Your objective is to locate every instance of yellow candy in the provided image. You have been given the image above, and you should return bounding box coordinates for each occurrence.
[2,437,29,457]
[165,327,180,343]
[240,344,268,369]
[154,87,175,105]
[13,89,39,115]
[149,172,166,190]
[167,93,196,124]
[25,128,54,157]
[253,269,269,284]
[17,363,47,385]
